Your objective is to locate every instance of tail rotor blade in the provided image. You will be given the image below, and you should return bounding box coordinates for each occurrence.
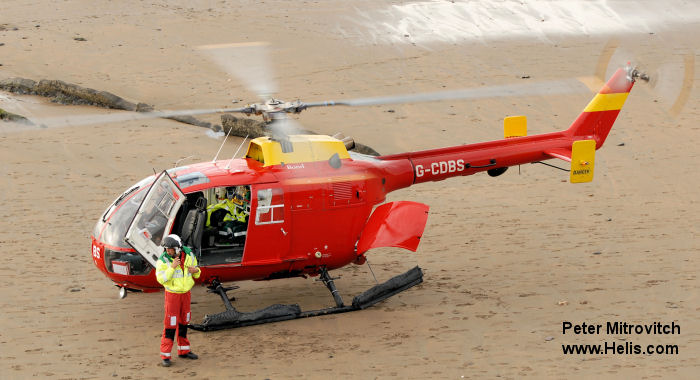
[651,53,694,117]
[591,38,695,117]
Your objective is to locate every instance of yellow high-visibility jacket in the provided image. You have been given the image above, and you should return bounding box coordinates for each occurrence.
[232,204,248,223]
[206,199,247,226]
[156,246,200,293]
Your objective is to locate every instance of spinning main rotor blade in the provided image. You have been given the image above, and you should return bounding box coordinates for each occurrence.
[304,78,589,109]
[197,42,277,99]
[23,79,589,130]
[30,106,250,129]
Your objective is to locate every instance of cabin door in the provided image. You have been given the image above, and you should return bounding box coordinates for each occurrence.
[125,171,185,268]
[243,185,290,263]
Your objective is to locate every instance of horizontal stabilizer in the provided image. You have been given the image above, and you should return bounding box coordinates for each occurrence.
[544,148,572,162]
[544,140,596,183]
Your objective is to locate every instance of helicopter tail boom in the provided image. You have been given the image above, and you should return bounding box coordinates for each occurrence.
[377,67,639,186]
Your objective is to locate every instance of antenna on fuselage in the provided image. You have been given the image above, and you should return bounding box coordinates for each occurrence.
[225,134,249,170]
[212,127,233,162]
[174,155,196,167]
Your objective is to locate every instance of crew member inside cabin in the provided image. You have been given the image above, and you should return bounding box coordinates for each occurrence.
[206,186,250,242]
[156,234,200,367]
[232,186,251,214]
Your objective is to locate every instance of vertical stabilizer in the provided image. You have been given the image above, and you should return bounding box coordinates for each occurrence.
[567,67,636,148]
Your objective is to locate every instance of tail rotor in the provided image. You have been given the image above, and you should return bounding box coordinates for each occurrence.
[594,39,694,117]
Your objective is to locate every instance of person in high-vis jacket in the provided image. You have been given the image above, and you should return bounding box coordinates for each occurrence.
[206,187,249,226]
[206,187,249,242]
[156,234,201,367]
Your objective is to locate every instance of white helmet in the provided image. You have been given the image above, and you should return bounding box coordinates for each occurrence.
[162,234,182,250]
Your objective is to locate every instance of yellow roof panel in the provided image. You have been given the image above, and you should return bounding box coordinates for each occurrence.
[246,135,350,167]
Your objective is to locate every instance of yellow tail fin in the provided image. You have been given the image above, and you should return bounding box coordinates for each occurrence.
[570,140,596,183]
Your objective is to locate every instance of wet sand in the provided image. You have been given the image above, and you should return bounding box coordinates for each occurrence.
[1,1,699,378]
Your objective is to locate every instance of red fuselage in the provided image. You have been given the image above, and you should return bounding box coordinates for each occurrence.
[91,154,414,291]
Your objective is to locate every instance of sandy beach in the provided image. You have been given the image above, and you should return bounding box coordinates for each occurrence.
[1,1,699,378]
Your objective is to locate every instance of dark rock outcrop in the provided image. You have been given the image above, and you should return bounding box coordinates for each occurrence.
[220,114,268,138]
[0,77,222,130]
[0,107,32,124]
[353,143,381,156]
[0,78,37,95]
[1,77,138,110]
[34,79,138,110]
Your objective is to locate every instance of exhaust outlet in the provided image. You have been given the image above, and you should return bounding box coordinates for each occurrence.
[332,132,355,150]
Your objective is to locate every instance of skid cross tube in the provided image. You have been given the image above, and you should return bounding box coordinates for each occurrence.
[189,266,424,332]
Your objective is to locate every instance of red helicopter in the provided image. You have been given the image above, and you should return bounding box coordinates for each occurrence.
[88,48,647,330]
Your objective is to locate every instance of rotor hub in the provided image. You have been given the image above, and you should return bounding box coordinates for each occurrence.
[242,98,307,122]
[626,63,650,83]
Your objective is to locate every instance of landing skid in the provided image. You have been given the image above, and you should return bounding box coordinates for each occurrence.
[189,266,423,332]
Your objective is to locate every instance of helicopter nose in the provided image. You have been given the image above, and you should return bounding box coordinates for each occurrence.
[92,178,154,286]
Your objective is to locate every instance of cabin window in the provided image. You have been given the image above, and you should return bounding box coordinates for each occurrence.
[173,171,210,189]
[105,249,151,276]
[256,188,284,225]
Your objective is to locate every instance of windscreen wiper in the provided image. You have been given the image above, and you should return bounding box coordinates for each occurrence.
[102,186,140,222]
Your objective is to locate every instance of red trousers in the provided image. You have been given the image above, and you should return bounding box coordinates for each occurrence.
[160,291,192,359]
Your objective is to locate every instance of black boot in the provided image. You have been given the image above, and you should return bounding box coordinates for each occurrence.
[178,352,198,359]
